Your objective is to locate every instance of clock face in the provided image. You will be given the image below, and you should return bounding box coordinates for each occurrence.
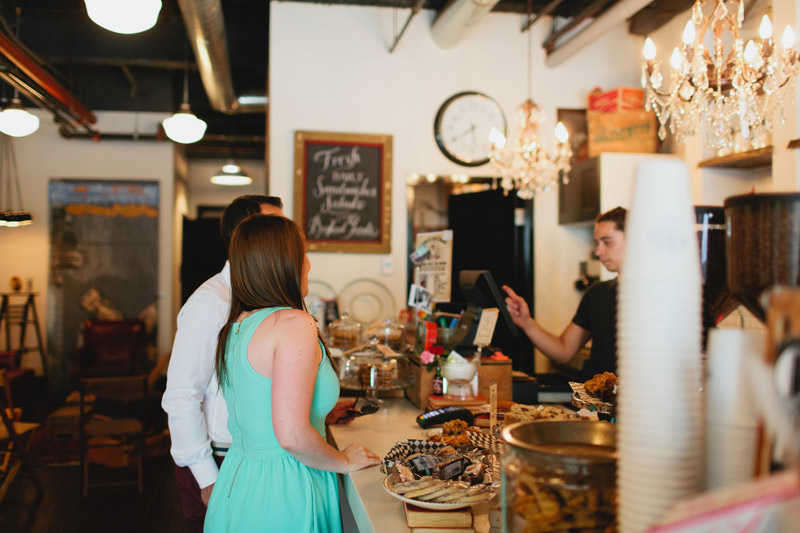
[434,91,507,167]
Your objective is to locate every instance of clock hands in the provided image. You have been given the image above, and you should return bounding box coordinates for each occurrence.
[452,123,476,142]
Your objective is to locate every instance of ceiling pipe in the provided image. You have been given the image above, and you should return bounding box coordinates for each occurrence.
[431,0,502,49]
[0,31,97,127]
[176,0,266,114]
[544,0,653,67]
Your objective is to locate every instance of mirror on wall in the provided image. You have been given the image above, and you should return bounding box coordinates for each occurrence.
[405,174,536,373]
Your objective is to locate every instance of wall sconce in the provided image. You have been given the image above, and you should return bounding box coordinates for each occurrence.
[85,0,162,35]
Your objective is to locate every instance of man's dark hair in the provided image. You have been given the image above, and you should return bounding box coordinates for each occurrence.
[220,195,283,251]
[596,206,626,232]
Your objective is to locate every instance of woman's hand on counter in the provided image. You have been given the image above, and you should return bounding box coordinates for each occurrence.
[326,398,356,425]
[342,442,381,472]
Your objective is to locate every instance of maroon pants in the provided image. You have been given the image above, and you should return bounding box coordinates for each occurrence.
[174,455,225,533]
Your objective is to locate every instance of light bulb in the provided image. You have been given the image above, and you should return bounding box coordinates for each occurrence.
[670,47,683,69]
[554,122,569,143]
[682,21,696,45]
[426,173,437,183]
[744,40,758,64]
[782,26,796,49]
[210,160,253,186]
[489,127,506,149]
[759,15,773,40]
[643,37,657,60]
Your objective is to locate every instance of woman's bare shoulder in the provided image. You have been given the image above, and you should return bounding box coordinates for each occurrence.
[264,308,316,334]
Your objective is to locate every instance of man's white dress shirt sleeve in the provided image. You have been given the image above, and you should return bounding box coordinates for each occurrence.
[162,272,230,489]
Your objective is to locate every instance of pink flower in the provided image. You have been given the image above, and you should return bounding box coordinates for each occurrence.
[420,350,435,364]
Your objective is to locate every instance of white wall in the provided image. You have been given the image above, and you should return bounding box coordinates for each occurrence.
[269,2,643,338]
[0,110,175,373]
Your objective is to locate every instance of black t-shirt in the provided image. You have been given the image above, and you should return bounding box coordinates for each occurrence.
[571,278,618,380]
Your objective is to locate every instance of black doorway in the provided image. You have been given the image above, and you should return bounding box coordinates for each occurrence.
[180,217,227,304]
[447,187,535,374]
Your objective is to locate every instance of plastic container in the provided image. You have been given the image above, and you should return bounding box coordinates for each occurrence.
[501,420,617,532]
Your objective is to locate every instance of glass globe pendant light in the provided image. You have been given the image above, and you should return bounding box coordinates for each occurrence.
[162,45,207,145]
[0,98,39,138]
[85,0,162,35]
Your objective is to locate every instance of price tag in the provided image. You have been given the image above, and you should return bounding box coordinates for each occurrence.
[490,381,497,431]
[473,307,499,347]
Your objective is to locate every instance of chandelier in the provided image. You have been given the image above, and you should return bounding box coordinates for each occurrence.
[641,0,799,152]
[489,1,572,200]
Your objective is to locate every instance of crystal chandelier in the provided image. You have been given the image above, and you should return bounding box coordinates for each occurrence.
[641,0,799,152]
[489,1,572,200]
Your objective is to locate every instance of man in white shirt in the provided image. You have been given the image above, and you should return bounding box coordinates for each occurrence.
[162,195,283,532]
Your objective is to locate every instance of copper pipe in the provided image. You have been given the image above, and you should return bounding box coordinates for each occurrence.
[0,31,96,125]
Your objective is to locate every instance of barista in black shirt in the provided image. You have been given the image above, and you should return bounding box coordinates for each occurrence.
[503,207,625,380]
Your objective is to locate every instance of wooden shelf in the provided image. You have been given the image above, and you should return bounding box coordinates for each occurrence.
[697,146,773,169]
[788,139,800,149]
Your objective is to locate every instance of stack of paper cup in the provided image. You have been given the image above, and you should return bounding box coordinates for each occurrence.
[617,160,704,533]
[705,327,764,490]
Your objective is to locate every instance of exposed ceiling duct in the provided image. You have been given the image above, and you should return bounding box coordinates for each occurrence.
[177,0,266,114]
[431,0,502,49]
[544,0,652,67]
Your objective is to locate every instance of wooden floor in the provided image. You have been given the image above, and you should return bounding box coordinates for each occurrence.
[0,453,187,533]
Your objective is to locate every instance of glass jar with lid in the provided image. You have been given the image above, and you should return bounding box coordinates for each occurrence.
[326,312,362,351]
[501,420,616,532]
[364,317,406,353]
[338,342,414,403]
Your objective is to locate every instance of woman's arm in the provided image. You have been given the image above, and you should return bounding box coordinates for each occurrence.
[269,310,379,473]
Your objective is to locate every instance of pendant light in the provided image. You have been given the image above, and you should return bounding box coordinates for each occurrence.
[211,160,253,186]
[162,42,207,145]
[0,98,39,138]
[0,8,39,138]
[85,0,162,35]
[0,134,33,227]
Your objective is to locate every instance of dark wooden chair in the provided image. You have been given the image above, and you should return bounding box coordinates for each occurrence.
[71,319,149,387]
[79,374,148,497]
[0,368,43,503]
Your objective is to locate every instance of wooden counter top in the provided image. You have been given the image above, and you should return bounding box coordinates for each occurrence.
[327,396,493,532]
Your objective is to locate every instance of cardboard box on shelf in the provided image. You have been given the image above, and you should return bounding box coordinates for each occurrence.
[588,87,644,112]
[587,110,658,157]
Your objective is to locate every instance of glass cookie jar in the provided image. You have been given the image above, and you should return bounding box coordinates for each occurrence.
[364,317,406,353]
[501,420,617,533]
[327,312,362,351]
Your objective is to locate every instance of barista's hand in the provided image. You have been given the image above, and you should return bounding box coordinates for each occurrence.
[503,285,533,329]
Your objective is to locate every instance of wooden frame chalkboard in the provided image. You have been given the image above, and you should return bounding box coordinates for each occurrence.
[294,131,392,253]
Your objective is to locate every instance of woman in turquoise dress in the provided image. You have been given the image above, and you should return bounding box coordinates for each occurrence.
[204,215,380,532]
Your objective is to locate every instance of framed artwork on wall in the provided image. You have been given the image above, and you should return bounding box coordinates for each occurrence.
[293,130,393,253]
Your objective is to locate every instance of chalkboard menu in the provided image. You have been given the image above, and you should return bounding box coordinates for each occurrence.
[294,131,392,253]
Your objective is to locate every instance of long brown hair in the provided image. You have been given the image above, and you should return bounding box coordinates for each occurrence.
[215,214,318,385]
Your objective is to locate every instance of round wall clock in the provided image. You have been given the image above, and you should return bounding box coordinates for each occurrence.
[434,91,507,167]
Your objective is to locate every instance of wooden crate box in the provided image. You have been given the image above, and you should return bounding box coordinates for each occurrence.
[587,110,658,157]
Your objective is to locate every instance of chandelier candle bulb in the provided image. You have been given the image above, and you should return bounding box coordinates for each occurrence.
[642,0,800,151]
[643,37,656,60]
